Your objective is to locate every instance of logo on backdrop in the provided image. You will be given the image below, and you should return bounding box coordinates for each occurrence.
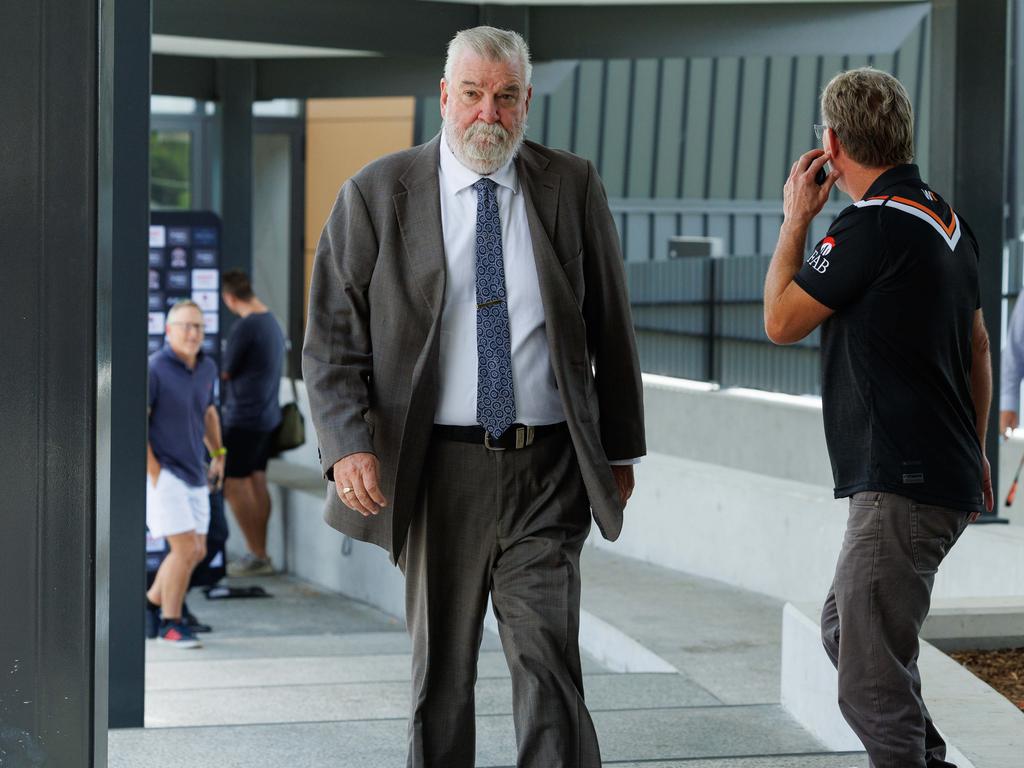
[806,236,835,274]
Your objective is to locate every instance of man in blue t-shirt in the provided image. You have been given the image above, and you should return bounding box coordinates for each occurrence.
[147,299,225,648]
[764,69,992,768]
[220,270,286,576]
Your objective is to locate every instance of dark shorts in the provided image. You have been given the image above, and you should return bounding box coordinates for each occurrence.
[223,427,274,478]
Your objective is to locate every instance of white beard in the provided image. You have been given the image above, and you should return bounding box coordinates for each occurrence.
[444,116,526,175]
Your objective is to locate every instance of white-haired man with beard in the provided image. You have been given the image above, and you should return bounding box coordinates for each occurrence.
[303,25,645,768]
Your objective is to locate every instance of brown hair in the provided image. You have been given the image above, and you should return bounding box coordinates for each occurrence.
[820,67,915,167]
[221,269,254,301]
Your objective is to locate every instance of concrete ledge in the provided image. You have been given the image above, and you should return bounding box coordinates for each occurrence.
[266,458,324,498]
[595,450,1024,604]
[924,598,1024,651]
[781,602,1024,768]
[577,609,679,674]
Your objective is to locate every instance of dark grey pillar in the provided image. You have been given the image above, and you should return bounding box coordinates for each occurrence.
[0,0,149,762]
[106,0,152,729]
[930,0,1009,512]
[216,58,255,338]
[479,4,530,37]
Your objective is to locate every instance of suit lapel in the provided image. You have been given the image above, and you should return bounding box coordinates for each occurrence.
[394,135,446,317]
[517,146,560,256]
[517,145,584,364]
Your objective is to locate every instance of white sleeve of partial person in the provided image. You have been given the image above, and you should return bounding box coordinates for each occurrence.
[1000,299,1024,412]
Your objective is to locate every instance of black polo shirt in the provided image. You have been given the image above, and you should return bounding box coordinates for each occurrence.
[794,164,984,513]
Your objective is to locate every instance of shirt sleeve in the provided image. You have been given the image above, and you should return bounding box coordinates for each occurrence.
[207,363,218,408]
[1001,299,1024,412]
[148,364,158,410]
[792,208,884,311]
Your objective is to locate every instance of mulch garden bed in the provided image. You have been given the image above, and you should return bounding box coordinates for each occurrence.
[949,647,1024,711]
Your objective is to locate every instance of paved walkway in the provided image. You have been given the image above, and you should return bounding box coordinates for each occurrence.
[109,547,867,767]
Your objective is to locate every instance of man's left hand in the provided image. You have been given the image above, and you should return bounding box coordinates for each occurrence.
[208,455,226,491]
[611,465,635,506]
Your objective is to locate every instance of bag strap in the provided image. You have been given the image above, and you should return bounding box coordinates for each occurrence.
[289,376,299,405]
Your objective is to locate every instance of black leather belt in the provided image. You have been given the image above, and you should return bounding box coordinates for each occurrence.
[432,422,567,451]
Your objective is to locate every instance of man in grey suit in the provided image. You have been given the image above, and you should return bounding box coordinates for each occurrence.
[303,26,645,768]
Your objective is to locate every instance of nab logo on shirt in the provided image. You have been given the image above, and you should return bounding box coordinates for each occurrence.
[806,236,835,274]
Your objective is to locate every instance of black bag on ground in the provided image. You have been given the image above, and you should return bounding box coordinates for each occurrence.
[271,378,305,456]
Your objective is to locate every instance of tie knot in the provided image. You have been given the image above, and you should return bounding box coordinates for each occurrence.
[473,178,497,194]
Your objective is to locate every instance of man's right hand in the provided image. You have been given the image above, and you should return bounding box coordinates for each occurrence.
[1000,409,1019,438]
[333,452,388,517]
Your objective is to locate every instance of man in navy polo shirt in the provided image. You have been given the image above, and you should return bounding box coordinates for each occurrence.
[764,68,992,768]
[146,299,226,648]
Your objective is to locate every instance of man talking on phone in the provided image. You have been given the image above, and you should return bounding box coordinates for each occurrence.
[764,68,992,768]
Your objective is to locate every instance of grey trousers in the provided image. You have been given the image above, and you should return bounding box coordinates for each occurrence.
[402,428,600,768]
[821,491,971,768]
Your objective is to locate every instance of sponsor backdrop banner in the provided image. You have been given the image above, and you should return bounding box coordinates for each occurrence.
[149,211,222,367]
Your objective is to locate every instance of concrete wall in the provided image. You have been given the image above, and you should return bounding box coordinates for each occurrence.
[249,374,1024,622]
[593,374,1024,603]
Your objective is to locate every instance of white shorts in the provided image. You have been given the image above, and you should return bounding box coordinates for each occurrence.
[146,469,210,538]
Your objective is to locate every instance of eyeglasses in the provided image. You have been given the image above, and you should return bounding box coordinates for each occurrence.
[168,321,204,333]
[813,124,829,141]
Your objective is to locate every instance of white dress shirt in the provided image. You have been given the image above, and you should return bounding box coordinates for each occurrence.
[434,133,640,467]
[435,132,565,427]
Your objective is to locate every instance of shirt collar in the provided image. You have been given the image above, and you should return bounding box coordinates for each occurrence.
[863,163,922,199]
[439,128,519,197]
[161,342,203,371]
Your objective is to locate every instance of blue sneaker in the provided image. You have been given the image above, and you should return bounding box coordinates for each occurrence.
[182,602,212,633]
[145,601,161,640]
[157,620,202,649]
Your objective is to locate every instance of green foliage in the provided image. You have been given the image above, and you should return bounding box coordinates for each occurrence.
[150,131,191,209]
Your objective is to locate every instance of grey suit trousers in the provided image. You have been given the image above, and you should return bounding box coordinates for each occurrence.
[820,491,971,768]
[402,427,600,768]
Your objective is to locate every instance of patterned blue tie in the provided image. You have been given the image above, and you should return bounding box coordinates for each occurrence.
[473,178,516,438]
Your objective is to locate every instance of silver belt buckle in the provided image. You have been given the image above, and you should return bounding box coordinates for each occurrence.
[515,426,535,449]
[484,426,535,451]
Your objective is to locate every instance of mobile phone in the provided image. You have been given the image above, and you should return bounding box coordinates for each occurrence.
[815,166,828,185]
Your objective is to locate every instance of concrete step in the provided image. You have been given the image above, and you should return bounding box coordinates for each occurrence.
[580,546,786,705]
[112,703,825,768]
[610,758,867,768]
[146,649,605,691]
[145,671,719,728]
[146,628,506,662]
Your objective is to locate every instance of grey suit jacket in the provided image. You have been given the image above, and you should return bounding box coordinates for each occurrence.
[302,135,646,560]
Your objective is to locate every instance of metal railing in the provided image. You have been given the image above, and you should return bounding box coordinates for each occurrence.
[626,254,823,395]
[611,198,842,395]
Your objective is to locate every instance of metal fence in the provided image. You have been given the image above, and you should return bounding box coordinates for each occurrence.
[614,198,843,396]
[617,198,1024,397]
[626,255,821,395]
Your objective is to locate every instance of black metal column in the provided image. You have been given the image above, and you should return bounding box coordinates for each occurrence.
[930,0,1009,512]
[0,0,141,762]
[105,0,152,729]
[216,58,255,338]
